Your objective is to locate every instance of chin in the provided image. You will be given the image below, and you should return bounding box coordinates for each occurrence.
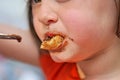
[49,40,85,63]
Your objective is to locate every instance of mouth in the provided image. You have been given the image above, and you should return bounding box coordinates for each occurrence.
[40,32,68,51]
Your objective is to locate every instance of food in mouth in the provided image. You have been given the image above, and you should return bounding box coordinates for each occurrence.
[40,33,66,51]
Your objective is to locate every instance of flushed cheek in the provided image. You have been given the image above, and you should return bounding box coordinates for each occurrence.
[61,10,101,46]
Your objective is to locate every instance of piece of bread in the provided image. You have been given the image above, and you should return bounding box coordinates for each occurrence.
[40,35,64,51]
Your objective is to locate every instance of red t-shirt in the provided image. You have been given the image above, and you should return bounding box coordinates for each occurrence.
[39,54,82,80]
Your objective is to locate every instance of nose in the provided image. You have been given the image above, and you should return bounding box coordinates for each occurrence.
[38,5,58,25]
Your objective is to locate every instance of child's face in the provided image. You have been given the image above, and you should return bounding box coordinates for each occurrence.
[32,0,118,62]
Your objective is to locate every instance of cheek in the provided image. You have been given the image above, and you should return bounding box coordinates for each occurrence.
[61,10,101,45]
[33,18,44,41]
[32,8,45,41]
[60,9,115,55]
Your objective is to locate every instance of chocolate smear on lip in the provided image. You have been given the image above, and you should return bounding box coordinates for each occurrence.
[68,37,74,41]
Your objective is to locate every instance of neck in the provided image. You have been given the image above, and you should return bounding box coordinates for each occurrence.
[77,37,120,79]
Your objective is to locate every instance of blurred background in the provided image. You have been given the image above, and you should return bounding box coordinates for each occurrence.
[0,0,45,80]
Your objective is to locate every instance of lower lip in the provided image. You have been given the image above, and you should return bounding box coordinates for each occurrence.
[50,37,73,52]
[55,37,74,51]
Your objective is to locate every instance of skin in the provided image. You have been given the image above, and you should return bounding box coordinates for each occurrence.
[0,24,40,66]
[32,0,118,62]
[32,0,120,79]
[0,0,120,79]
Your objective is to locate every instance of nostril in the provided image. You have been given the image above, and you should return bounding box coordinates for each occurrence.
[42,14,58,25]
[48,20,55,24]
[45,18,57,25]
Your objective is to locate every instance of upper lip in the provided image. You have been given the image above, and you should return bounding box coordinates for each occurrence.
[43,31,66,41]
